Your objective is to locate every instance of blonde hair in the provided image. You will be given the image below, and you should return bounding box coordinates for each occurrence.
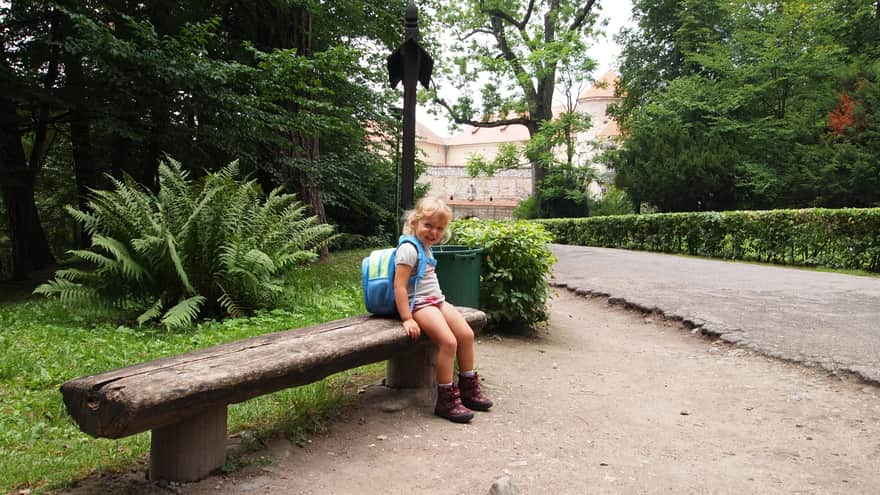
[402,197,453,244]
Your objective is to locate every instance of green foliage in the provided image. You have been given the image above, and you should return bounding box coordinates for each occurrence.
[609,98,740,211]
[589,186,636,217]
[428,0,601,204]
[466,142,525,178]
[513,196,541,220]
[434,0,598,123]
[529,110,593,168]
[510,169,593,220]
[465,110,595,219]
[451,219,557,331]
[537,164,593,218]
[302,149,398,241]
[0,249,372,493]
[0,1,408,281]
[610,0,880,211]
[35,159,334,327]
[540,208,880,272]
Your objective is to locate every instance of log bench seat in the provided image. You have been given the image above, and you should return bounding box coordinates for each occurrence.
[60,308,486,482]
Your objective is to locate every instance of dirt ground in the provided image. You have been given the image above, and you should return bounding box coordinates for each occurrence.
[60,290,880,494]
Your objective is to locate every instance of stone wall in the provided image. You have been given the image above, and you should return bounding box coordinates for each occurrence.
[420,166,531,203]
[447,200,517,221]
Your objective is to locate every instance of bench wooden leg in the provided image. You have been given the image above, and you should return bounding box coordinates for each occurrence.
[149,405,227,482]
[386,342,437,389]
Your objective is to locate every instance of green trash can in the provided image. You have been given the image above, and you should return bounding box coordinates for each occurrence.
[432,245,483,308]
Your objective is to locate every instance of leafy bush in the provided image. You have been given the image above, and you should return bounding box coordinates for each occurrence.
[452,219,556,332]
[328,231,391,251]
[35,159,334,327]
[511,166,592,220]
[537,163,591,218]
[513,196,540,220]
[588,186,635,217]
[539,208,880,272]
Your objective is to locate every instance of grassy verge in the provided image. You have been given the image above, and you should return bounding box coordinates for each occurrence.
[0,249,376,493]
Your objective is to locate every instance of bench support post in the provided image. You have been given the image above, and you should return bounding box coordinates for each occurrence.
[386,342,437,389]
[149,405,227,482]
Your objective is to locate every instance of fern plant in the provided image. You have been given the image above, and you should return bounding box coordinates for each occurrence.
[35,159,334,328]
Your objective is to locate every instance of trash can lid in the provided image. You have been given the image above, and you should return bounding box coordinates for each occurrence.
[432,245,483,254]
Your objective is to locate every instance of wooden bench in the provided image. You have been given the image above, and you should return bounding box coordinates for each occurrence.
[60,308,486,482]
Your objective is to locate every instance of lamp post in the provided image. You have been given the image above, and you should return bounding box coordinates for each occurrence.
[387,1,433,211]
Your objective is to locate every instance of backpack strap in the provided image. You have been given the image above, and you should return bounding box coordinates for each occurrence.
[397,235,436,311]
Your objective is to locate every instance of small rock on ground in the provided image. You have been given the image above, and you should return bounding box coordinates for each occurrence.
[488,475,518,495]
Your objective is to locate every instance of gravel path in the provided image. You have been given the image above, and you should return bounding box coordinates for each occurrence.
[62,291,880,494]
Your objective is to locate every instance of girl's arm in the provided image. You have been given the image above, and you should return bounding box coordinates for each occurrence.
[393,263,421,339]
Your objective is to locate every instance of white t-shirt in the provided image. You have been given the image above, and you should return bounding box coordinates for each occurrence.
[395,242,444,307]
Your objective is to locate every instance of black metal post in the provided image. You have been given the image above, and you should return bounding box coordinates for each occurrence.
[387,1,433,212]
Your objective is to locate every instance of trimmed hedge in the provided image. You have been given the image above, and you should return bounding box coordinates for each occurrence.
[452,219,557,332]
[538,208,880,273]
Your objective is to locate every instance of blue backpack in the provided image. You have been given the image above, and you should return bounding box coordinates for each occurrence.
[362,235,435,315]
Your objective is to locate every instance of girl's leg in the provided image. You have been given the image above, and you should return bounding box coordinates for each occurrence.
[439,302,493,411]
[438,302,475,372]
[413,305,457,384]
[414,305,475,423]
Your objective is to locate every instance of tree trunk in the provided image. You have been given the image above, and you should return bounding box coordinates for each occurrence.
[142,6,173,192]
[290,133,330,261]
[288,6,329,261]
[525,120,547,198]
[65,52,97,247]
[0,97,55,279]
[0,12,61,279]
[110,135,131,179]
[143,103,169,192]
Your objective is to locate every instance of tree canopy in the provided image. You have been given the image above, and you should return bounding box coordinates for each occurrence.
[0,0,409,279]
[429,0,602,198]
[609,0,880,212]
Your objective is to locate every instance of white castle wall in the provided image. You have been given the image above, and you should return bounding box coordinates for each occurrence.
[418,75,621,204]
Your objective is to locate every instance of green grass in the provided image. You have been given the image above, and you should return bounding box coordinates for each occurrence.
[0,249,377,493]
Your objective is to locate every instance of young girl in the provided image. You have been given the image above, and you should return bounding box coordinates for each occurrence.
[393,197,493,423]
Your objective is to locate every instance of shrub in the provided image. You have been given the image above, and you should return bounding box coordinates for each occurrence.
[451,219,556,332]
[588,186,635,217]
[512,167,592,220]
[328,231,391,251]
[513,196,540,220]
[35,159,334,327]
[539,208,880,272]
[537,164,591,218]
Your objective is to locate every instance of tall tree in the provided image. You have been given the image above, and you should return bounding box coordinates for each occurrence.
[431,0,601,199]
[608,0,874,211]
[219,0,407,253]
[613,0,686,123]
[1,0,412,279]
[0,4,60,278]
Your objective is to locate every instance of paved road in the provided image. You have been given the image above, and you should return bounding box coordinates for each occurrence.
[551,245,880,384]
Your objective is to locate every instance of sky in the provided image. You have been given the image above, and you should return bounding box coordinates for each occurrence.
[418,0,635,137]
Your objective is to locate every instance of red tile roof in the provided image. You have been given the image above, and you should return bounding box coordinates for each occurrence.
[578,70,619,101]
[445,123,531,145]
[415,122,448,145]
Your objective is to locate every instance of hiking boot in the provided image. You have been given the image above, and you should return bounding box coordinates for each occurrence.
[458,372,493,411]
[435,384,474,423]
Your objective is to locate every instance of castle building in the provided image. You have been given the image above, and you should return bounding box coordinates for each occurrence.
[416,71,621,219]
